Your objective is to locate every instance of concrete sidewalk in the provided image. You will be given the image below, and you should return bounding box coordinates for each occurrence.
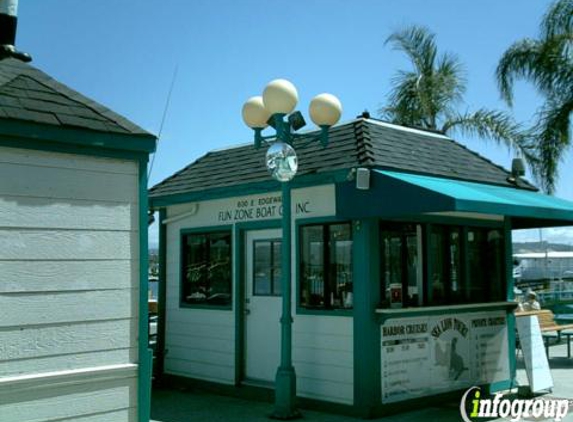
[151,344,573,422]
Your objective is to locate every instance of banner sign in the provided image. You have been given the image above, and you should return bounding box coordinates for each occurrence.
[381,311,509,403]
[515,315,553,393]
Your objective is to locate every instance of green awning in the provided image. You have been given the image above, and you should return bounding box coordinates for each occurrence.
[336,170,573,229]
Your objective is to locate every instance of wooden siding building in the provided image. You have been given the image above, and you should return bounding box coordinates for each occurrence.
[0,56,156,421]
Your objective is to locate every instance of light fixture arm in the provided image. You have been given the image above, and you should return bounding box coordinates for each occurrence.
[252,113,331,149]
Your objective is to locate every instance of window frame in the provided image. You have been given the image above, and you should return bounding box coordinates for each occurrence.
[379,219,507,309]
[296,218,354,316]
[179,226,233,310]
[252,238,282,297]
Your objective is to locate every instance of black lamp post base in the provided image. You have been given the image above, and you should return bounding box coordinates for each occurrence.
[270,367,301,420]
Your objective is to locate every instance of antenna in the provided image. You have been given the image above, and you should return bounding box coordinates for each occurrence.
[148,65,179,181]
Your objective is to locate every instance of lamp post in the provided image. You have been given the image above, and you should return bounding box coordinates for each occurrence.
[242,79,342,419]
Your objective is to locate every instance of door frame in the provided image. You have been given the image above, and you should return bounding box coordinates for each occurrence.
[233,220,281,385]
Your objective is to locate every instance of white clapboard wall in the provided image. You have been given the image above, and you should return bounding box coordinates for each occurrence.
[0,146,140,422]
[163,186,354,404]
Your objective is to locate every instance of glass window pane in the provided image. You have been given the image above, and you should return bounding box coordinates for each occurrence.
[487,229,505,301]
[254,241,272,296]
[405,232,419,306]
[301,226,324,307]
[429,227,446,305]
[181,232,231,306]
[272,240,282,296]
[207,233,232,305]
[381,225,420,308]
[330,224,353,309]
[381,232,403,307]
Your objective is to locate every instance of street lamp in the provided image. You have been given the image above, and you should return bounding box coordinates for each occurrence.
[242,79,342,419]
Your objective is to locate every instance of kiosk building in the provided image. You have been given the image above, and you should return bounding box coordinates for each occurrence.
[150,117,573,416]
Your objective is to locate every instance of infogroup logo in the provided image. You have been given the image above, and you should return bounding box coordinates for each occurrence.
[460,386,570,422]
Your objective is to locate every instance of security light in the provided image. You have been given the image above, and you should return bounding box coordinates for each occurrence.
[288,111,306,131]
[511,157,525,178]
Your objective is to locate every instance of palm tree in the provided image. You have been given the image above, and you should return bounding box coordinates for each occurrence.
[380,26,529,165]
[497,0,572,193]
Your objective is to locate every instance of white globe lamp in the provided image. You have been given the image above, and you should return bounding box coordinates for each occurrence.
[263,79,299,115]
[242,96,270,129]
[309,93,342,127]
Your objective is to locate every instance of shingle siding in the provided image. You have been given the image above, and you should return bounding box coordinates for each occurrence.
[0,57,151,136]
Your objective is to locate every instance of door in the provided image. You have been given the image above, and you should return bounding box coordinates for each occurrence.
[244,229,282,383]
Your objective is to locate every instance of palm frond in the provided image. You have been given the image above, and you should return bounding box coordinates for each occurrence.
[541,0,573,39]
[442,108,526,152]
[379,71,427,126]
[385,25,437,75]
[496,39,546,105]
[531,95,573,193]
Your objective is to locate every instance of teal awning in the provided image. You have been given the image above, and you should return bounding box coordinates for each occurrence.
[336,170,573,229]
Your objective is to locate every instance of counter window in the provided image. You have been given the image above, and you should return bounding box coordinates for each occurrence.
[181,231,232,307]
[380,223,506,308]
[300,222,353,309]
[253,240,282,296]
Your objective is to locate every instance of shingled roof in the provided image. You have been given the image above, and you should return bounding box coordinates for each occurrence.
[0,57,152,136]
[149,118,536,200]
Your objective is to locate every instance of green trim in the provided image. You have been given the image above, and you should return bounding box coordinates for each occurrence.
[353,219,381,417]
[504,218,517,387]
[235,220,282,231]
[386,214,504,228]
[424,223,433,304]
[232,220,281,385]
[376,302,518,323]
[150,170,348,207]
[137,158,152,422]
[0,120,156,153]
[156,208,167,377]
[0,134,149,161]
[179,225,234,311]
[294,216,354,316]
[233,225,243,385]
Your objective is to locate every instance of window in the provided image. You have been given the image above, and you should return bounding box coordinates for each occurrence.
[253,240,282,296]
[379,222,506,308]
[380,224,421,308]
[181,231,232,307]
[428,226,462,305]
[300,223,353,309]
[466,228,505,303]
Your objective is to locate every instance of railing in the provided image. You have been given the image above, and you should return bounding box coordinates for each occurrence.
[538,290,573,303]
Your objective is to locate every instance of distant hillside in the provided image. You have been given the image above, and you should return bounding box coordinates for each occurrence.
[513,242,573,254]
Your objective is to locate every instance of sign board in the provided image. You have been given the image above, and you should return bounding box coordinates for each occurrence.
[381,311,509,403]
[166,184,336,228]
[515,315,553,393]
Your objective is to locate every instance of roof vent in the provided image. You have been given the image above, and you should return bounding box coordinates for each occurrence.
[0,0,31,62]
[358,110,371,119]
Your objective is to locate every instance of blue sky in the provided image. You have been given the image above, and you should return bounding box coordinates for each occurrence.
[17,0,572,246]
